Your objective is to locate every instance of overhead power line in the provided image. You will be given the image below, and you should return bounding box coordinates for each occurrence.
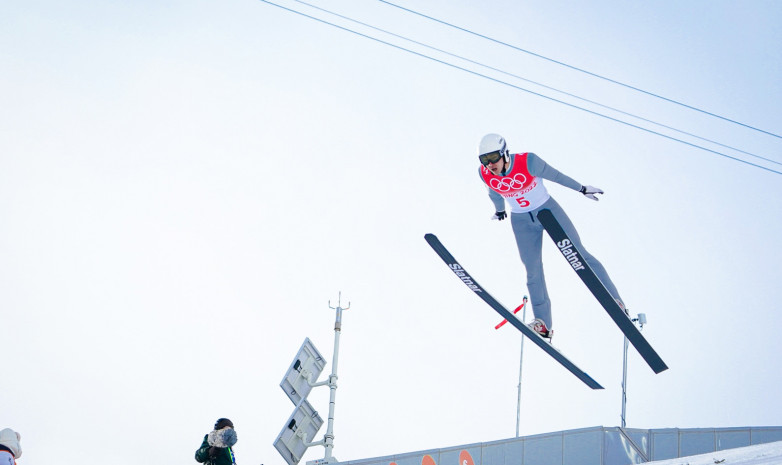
[377,0,782,141]
[258,0,782,176]
[289,0,780,169]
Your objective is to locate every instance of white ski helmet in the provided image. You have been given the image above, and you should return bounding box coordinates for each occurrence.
[477,133,510,164]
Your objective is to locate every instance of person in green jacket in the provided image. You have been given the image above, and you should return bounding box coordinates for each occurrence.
[195,418,237,465]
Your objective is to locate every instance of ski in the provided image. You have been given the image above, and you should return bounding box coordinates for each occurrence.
[424,233,604,390]
[536,208,668,374]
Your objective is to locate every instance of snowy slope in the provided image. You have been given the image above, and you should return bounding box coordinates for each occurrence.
[647,440,782,465]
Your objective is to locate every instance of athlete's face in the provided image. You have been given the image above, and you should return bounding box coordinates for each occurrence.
[486,157,505,175]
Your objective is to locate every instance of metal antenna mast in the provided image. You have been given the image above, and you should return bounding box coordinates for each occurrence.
[321,292,349,463]
[621,312,646,428]
[275,294,351,465]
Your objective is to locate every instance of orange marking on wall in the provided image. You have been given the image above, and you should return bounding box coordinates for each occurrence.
[459,450,475,465]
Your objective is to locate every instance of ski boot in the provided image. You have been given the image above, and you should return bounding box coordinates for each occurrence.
[528,318,553,341]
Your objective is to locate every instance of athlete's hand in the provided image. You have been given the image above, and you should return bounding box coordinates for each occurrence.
[491,211,507,221]
[580,185,603,201]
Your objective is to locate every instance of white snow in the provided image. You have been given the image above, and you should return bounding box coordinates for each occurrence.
[646,440,782,465]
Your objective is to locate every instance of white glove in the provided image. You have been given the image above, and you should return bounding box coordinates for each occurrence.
[580,185,603,201]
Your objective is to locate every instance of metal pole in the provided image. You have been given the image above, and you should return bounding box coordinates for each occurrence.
[621,335,629,428]
[324,293,349,462]
[621,313,645,429]
[516,296,528,437]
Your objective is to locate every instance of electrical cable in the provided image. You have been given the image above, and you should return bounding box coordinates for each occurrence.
[258,0,782,176]
[377,0,782,140]
[290,0,780,168]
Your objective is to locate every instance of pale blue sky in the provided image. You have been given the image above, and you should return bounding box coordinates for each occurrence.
[2,1,781,465]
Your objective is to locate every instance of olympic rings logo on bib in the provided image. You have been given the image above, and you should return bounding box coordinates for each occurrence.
[489,173,527,192]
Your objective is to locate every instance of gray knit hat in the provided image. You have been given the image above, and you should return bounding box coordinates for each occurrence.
[0,428,22,458]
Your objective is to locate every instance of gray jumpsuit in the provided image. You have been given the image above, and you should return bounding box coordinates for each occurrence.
[482,152,623,329]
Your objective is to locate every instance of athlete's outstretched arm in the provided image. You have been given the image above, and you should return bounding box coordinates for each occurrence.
[525,152,582,191]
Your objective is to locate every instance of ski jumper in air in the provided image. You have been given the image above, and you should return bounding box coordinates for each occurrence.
[477,133,624,338]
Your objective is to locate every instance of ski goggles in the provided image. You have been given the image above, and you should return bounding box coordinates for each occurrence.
[479,151,503,166]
